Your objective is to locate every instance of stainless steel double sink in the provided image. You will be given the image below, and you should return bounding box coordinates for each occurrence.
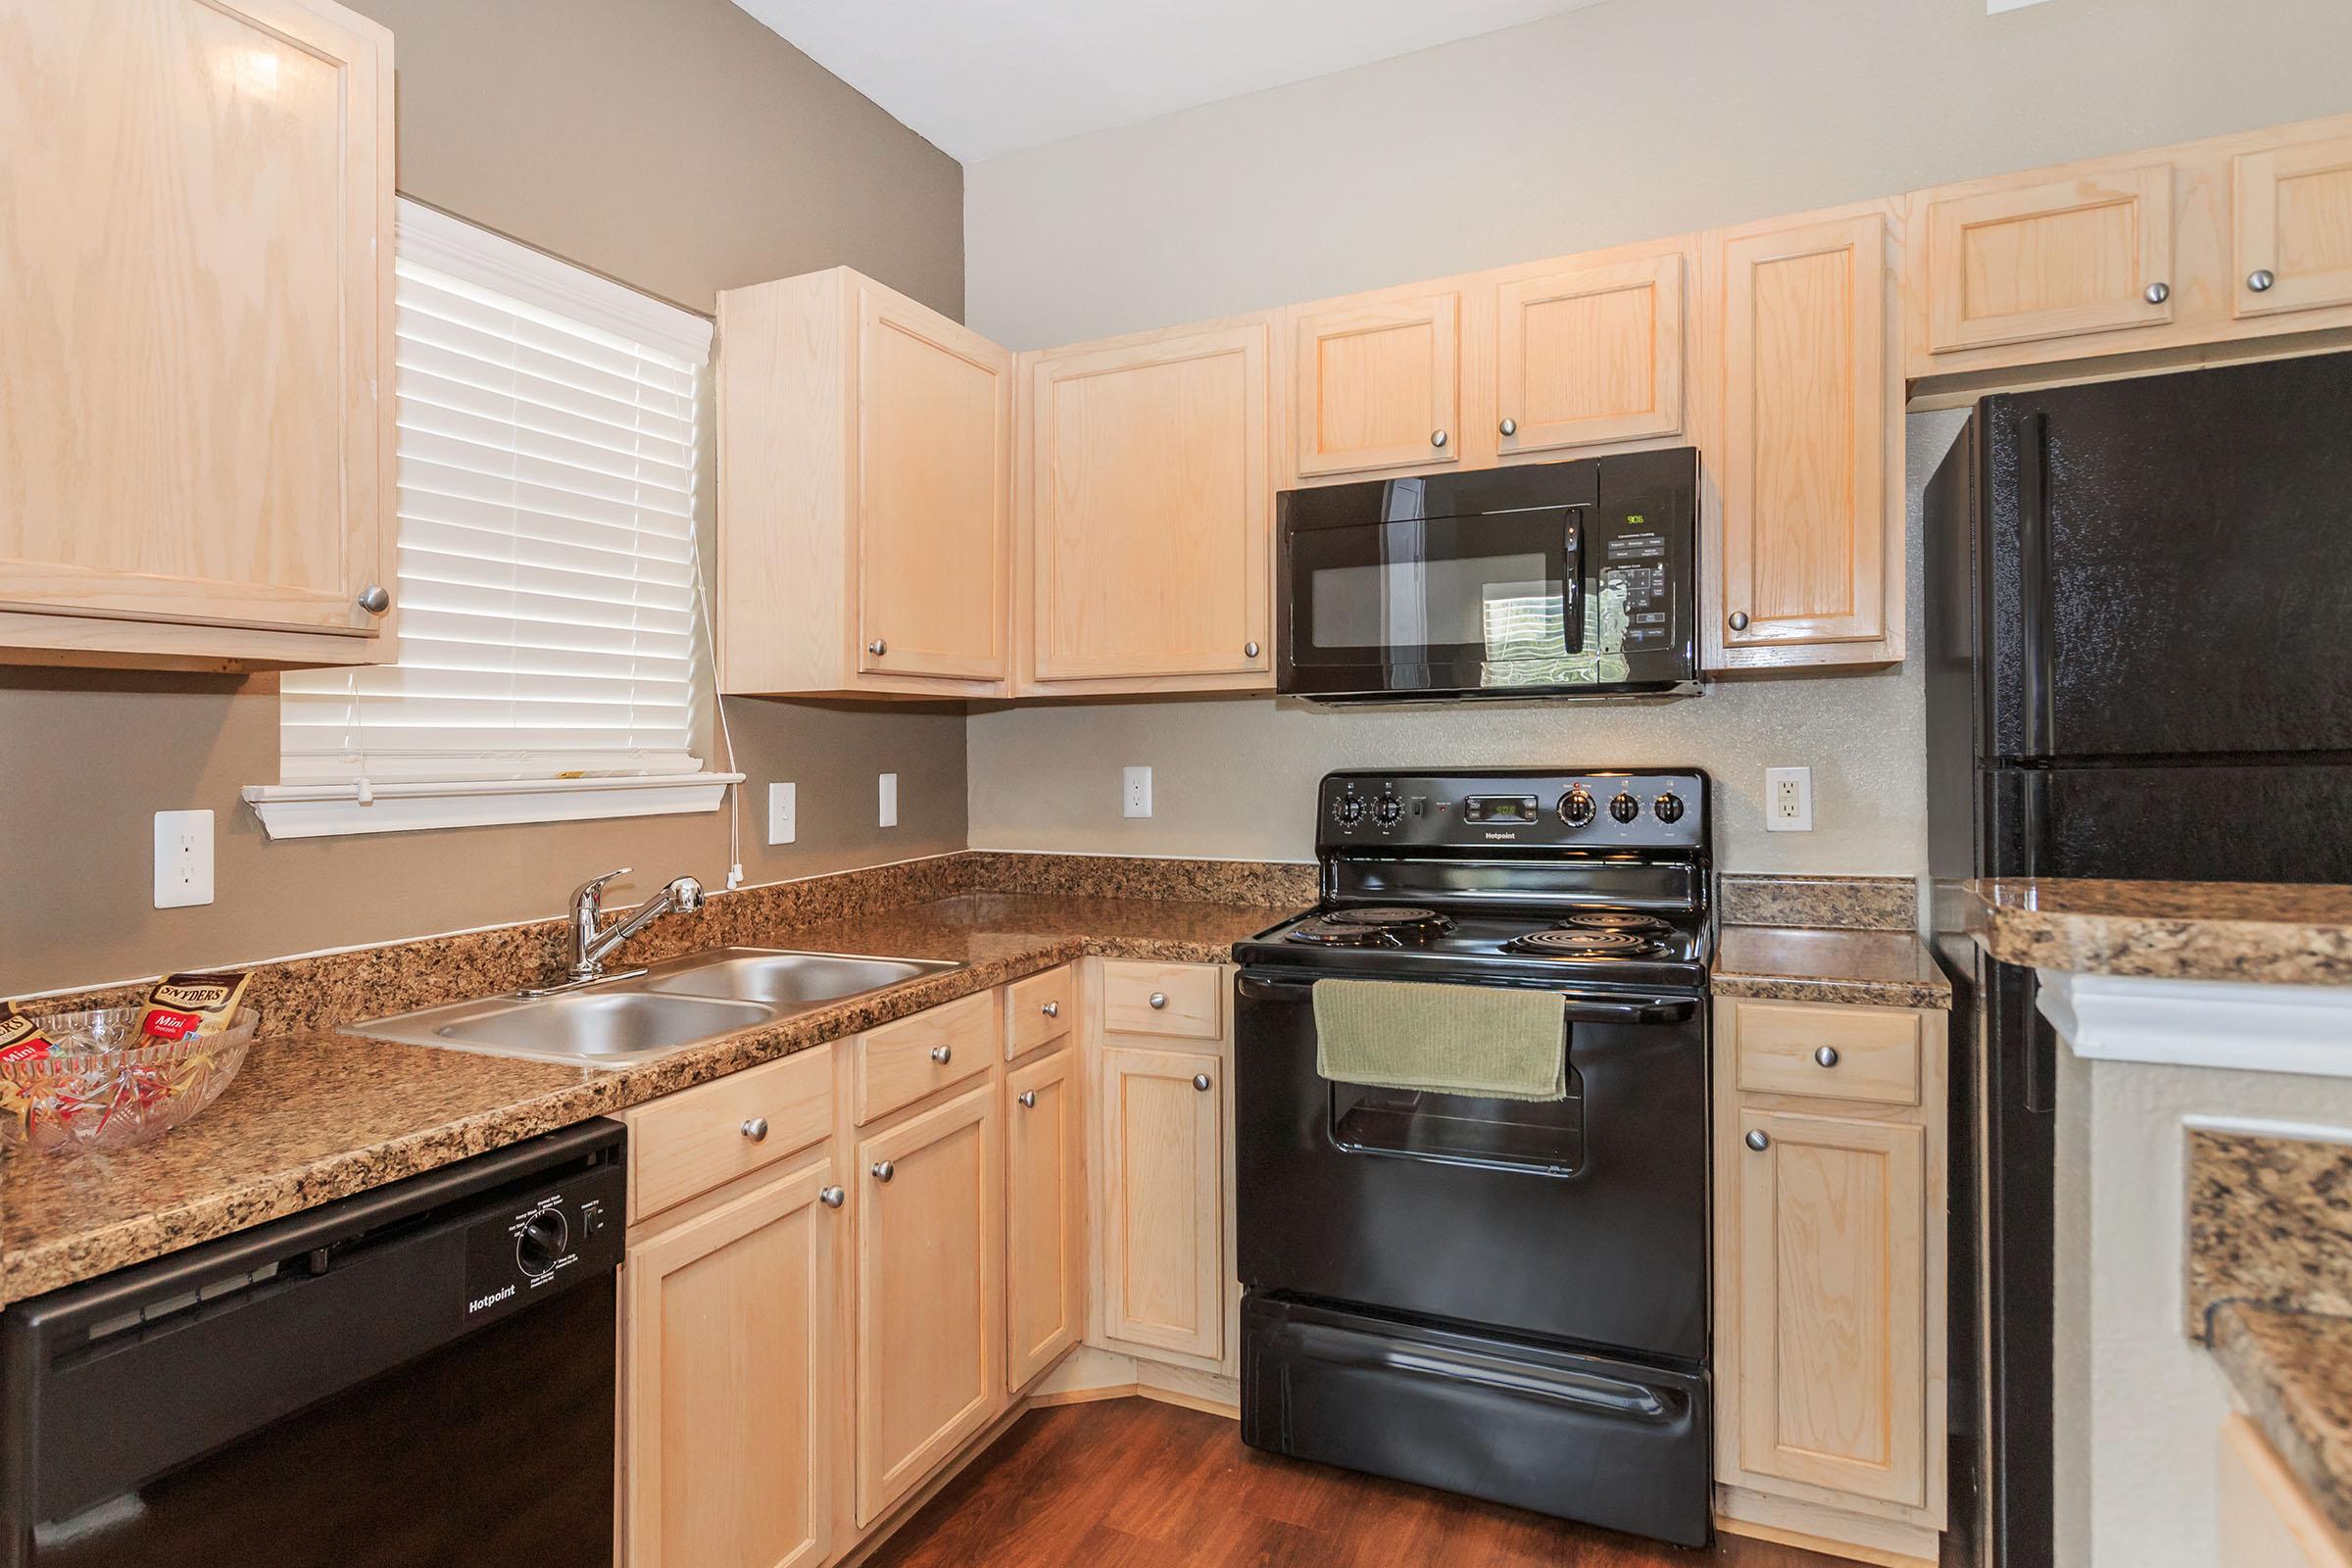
[350,948,961,1069]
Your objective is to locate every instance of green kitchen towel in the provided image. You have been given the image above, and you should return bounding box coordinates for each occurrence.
[1312,979,1566,1102]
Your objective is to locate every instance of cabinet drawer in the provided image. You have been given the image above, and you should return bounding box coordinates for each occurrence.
[1102,961,1222,1039]
[1005,964,1076,1060]
[1734,1000,1923,1107]
[625,1046,834,1222]
[856,989,996,1124]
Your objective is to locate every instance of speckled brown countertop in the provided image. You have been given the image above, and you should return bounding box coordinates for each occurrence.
[1969,878,2352,984]
[1710,927,1951,1009]
[2210,1305,2352,1538]
[0,893,1292,1304]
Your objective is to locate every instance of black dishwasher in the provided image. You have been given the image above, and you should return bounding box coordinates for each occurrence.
[1,1119,626,1568]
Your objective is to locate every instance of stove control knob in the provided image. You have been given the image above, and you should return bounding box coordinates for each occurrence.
[1373,795,1403,827]
[1557,787,1596,828]
[1608,792,1642,824]
[1334,795,1366,828]
[1653,792,1686,825]
[515,1209,567,1277]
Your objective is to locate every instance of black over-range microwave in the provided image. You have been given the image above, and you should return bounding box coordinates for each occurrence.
[1275,449,1698,703]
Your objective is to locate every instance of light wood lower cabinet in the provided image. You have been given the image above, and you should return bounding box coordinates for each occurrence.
[622,1154,840,1568]
[1712,998,1947,1562]
[1094,1042,1227,1363]
[1,0,394,668]
[852,1079,1005,1527]
[1005,1047,1084,1389]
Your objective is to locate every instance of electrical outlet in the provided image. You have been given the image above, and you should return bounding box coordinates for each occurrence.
[1764,767,1814,832]
[154,809,216,907]
[878,772,898,828]
[767,782,797,846]
[1123,765,1152,818]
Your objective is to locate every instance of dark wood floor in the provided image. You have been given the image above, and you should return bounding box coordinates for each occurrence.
[864,1396,1846,1567]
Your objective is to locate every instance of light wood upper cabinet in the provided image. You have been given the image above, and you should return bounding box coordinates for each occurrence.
[1005,1048,1084,1390]
[1017,318,1273,692]
[1731,1108,1929,1509]
[1703,207,1903,670]
[2234,131,2352,318]
[1290,288,1464,479]
[1495,252,1686,455]
[0,0,394,667]
[1922,163,2176,353]
[853,1080,1004,1527]
[718,267,1012,698]
[1096,1043,1226,1362]
[623,1155,840,1568]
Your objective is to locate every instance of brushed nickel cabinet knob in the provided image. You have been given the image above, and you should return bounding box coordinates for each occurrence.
[1499,417,1517,437]
[1042,1002,1059,1018]
[741,1116,769,1142]
[356,584,391,614]
[2248,269,2277,292]
[1744,1129,1771,1152]
[1193,1073,1212,1093]
[929,1045,953,1064]
[868,638,888,656]
[870,1160,895,1183]
[1814,1045,1840,1068]
[1728,611,1750,632]
[819,1186,846,1209]
[1430,429,1449,449]
[1149,992,1167,1010]
[2143,281,2170,305]
[1018,1090,1038,1109]
[1245,641,1261,660]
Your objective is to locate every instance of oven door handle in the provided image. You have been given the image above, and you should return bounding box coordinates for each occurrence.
[1236,974,1694,1025]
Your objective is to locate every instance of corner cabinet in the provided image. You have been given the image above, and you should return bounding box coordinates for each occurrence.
[1699,205,1905,671]
[0,0,395,669]
[1016,318,1275,694]
[1711,997,1948,1566]
[717,268,1013,698]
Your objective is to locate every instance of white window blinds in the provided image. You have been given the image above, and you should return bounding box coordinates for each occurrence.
[256,204,733,839]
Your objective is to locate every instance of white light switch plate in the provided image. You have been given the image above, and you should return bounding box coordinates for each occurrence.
[1123,765,1152,818]
[1764,767,1814,832]
[154,809,216,907]
[878,772,898,828]
[767,782,797,846]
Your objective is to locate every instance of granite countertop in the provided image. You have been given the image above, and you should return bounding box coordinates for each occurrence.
[1709,926,1951,1010]
[1969,878,2352,984]
[0,894,1291,1304]
[2210,1304,2352,1539]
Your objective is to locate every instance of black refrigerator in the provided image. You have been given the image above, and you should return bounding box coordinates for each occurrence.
[1924,351,2352,1568]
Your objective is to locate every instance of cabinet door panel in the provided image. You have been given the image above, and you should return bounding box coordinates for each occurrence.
[1496,254,1684,453]
[1734,1109,1927,1508]
[1026,323,1270,683]
[624,1157,837,1568]
[854,1081,1003,1526]
[0,0,390,634]
[1006,1048,1083,1389]
[2235,134,2352,318]
[1715,212,1891,657]
[1292,294,1460,478]
[1925,165,2174,352]
[856,286,1011,680]
[1098,1045,1224,1360]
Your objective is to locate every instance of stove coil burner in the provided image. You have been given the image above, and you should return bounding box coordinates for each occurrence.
[1502,928,1661,957]
[1565,911,1672,933]
[1286,906,1455,947]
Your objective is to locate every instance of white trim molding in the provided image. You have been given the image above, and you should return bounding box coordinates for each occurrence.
[242,773,743,841]
[2037,969,2352,1079]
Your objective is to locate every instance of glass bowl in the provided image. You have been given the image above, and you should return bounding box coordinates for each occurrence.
[0,1006,255,1152]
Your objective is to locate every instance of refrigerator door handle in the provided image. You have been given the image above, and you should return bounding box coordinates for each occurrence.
[2015,411,2059,760]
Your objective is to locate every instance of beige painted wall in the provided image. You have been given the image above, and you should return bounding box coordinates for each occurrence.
[2,0,967,995]
[959,0,2352,872]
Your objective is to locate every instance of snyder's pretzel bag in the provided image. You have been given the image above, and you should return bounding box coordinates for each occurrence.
[0,1005,62,1064]
[133,971,254,1043]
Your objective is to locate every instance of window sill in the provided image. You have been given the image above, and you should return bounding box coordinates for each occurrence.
[240,772,744,841]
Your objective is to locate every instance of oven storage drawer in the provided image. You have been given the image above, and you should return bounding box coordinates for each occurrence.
[1240,1294,1710,1547]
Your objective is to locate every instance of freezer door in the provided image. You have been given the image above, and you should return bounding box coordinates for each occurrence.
[1987,763,2352,883]
[1980,352,2352,761]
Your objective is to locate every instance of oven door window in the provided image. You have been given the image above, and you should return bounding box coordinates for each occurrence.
[1289,498,1625,690]
[1329,1070,1586,1175]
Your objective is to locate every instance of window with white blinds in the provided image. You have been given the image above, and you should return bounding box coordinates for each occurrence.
[252,202,735,840]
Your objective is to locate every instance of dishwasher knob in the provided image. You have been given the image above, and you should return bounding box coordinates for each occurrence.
[515,1210,568,1277]
[1608,792,1642,823]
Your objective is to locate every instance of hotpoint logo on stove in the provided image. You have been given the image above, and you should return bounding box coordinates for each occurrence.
[1482,831,1519,841]
[467,1283,517,1315]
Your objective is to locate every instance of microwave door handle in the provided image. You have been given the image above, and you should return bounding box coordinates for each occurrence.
[1563,512,1584,652]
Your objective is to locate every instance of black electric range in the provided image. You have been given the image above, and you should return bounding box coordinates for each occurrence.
[1232,767,1714,1548]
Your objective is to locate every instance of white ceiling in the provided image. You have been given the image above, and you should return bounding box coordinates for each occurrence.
[732,0,1614,163]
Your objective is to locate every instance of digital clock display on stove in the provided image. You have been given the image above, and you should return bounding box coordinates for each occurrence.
[1461,795,1540,824]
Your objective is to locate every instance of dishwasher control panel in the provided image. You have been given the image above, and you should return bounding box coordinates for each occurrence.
[460,1153,626,1325]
